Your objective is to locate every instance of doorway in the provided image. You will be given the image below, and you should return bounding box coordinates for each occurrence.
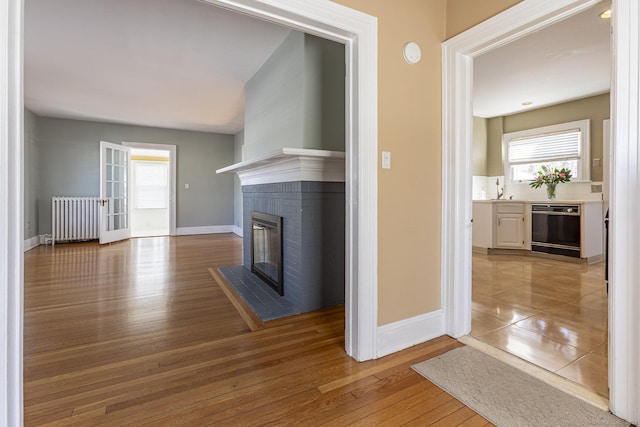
[123,142,177,237]
[1,3,379,422]
[442,0,640,422]
[130,148,171,238]
[468,2,610,399]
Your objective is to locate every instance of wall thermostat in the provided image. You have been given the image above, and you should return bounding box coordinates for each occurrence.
[403,42,421,64]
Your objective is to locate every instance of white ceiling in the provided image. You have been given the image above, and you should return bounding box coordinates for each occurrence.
[24,0,291,134]
[26,1,612,132]
[473,3,611,118]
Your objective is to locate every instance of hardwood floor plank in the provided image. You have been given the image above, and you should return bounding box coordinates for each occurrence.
[402,397,465,426]
[23,235,485,426]
[321,375,445,426]
[459,413,495,426]
[430,406,479,426]
[373,390,457,426]
[269,370,424,426]
[316,338,458,394]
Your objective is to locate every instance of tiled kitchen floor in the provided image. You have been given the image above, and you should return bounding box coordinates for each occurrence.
[471,253,608,397]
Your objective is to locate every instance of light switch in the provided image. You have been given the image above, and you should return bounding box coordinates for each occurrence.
[382,151,391,169]
[593,158,602,167]
[184,183,190,189]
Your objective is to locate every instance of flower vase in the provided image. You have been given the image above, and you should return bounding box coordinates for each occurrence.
[546,183,557,200]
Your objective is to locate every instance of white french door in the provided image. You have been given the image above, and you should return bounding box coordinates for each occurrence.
[99,141,131,244]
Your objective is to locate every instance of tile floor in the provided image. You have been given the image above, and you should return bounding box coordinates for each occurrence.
[471,253,608,397]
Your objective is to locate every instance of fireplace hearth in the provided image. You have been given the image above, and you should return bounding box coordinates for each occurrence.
[250,211,284,295]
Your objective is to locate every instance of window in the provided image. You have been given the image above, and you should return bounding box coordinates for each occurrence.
[503,119,590,183]
[134,162,168,209]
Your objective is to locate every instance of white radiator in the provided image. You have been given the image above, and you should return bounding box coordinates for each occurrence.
[51,197,100,245]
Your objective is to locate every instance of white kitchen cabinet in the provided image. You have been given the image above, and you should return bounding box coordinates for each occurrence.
[472,201,527,251]
[581,201,604,260]
[472,202,493,249]
[495,203,526,249]
[472,200,604,262]
[496,213,525,248]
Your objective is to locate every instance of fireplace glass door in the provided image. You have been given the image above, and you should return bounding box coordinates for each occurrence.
[251,212,283,295]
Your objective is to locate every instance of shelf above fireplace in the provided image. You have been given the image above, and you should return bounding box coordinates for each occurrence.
[216,148,345,186]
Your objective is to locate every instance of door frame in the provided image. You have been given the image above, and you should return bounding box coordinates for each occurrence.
[0,0,23,424]
[1,0,378,421]
[442,0,640,422]
[123,142,177,237]
[200,0,379,363]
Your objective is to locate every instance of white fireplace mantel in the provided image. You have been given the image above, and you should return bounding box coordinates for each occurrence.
[216,148,346,186]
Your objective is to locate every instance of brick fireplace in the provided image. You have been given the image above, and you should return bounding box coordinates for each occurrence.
[217,148,345,315]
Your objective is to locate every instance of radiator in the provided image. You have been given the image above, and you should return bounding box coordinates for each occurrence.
[51,197,100,245]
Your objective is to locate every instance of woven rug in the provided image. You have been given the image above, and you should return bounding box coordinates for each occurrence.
[412,346,628,427]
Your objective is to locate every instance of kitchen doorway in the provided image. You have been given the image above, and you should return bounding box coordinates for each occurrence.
[468,2,610,400]
[442,0,640,419]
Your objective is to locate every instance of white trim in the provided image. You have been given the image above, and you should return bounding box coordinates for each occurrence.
[203,0,379,361]
[232,226,243,237]
[609,0,640,422]
[122,141,177,236]
[442,0,638,422]
[376,310,445,358]
[217,148,345,186]
[176,225,235,235]
[23,236,39,252]
[0,0,24,423]
[602,119,610,205]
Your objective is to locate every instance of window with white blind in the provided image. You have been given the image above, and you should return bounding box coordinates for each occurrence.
[134,162,169,209]
[503,119,590,183]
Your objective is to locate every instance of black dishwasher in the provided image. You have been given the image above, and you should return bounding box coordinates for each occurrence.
[531,204,581,258]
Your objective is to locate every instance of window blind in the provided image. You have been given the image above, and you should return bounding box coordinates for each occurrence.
[508,130,581,164]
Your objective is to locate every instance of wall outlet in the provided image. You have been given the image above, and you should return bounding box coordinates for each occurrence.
[591,184,603,193]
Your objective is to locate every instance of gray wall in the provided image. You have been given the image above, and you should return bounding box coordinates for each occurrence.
[233,130,244,231]
[38,117,235,234]
[478,93,610,179]
[486,117,504,176]
[303,35,346,153]
[24,109,40,239]
[502,93,610,182]
[244,31,304,159]
[472,116,488,176]
[244,31,345,161]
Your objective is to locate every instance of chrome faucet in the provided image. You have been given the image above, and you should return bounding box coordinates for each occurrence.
[496,178,504,200]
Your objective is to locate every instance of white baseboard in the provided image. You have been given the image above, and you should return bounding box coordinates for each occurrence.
[377,309,446,358]
[176,225,235,236]
[233,226,243,237]
[23,235,40,252]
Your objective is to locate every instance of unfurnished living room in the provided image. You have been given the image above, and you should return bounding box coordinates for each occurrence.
[2,0,640,426]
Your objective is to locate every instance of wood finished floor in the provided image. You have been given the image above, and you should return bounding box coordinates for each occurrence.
[24,234,490,426]
[471,253,608,397]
